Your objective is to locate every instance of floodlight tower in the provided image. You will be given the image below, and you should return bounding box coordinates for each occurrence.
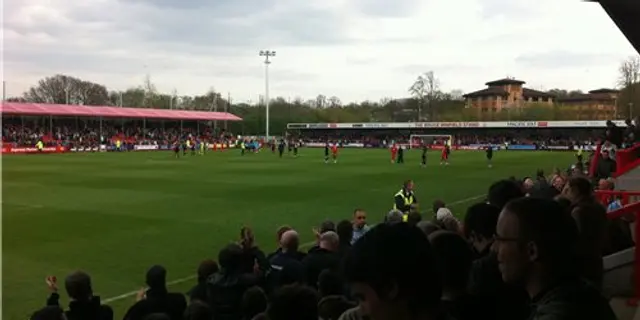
[259,50,276,140]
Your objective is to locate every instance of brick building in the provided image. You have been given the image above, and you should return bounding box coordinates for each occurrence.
[556,88,619,120]
[462,78,555,117]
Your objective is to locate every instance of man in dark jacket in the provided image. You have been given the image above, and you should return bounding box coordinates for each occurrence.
[46,271,113,320]
[123,265,187,320]
[495,198,615,319]
[596,150,617,180]
[267,230,306,292]
[207,244,259,320]
[302,231,341,288]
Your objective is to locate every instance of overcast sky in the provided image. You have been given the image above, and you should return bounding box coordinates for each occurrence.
[4,0,638,103]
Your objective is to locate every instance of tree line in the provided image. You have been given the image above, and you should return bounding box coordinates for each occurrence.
[4,56,640,135]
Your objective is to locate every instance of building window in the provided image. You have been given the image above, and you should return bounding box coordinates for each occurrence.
[482,108,488,112]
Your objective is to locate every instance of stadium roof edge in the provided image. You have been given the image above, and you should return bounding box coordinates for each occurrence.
[0,102,243,121]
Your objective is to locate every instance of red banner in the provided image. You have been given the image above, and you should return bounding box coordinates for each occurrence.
[1,145,66,154]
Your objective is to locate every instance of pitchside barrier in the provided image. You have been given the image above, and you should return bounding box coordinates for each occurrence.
[301,142,593,151]
[0,143,230,154]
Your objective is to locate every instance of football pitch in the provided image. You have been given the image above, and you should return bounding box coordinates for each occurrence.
[2,148,574,319]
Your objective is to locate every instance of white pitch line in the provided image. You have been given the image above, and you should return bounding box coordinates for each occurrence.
[101,193,485,304]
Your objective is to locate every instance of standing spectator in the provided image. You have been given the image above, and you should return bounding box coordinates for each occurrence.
[266,225,293,261]
[267,284,319,320]
[123,265,187,320]
[309,220,337,253]
[465,203,529,320]
[343,223,445,320]
[241,286,268,320]
[45,271,113,320]
[238,227,269,276]
[188,260,219,303]
[318,270,355,320]
[487,180,524,209]
[302,231,341,288]
[267,230,306,292]
[428,230,486,320]
[336,219,353,259]
[351,209,370,244]
[494,197,615,319]
[183,301,213,320]
[207,244,260,320]
[30,306,64,320]
[595,150,617,180]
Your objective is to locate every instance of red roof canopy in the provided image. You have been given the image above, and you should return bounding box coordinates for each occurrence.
[0,102,243,121]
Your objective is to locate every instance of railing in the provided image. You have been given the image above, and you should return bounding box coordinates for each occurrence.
[596,190,640,306]
[616,143,640,177]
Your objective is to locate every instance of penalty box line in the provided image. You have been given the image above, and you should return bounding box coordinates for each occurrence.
[102,193,486,304]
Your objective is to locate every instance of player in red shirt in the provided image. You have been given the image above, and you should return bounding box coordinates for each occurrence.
[440,145,449,165]
[390,143,398,163]
[331,143,339,163]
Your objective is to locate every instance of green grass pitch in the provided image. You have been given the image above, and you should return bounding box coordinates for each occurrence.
[2,148,575,319]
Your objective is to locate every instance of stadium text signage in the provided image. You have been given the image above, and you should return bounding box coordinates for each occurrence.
[287,120,624,129]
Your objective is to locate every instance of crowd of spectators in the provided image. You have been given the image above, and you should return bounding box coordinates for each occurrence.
[30,165,636,320]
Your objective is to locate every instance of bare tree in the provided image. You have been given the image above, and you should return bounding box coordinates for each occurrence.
[618,56,640,119]
[409,71,442,121]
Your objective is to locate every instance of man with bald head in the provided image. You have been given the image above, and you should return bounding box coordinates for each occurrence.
[302,231,341,289]
[267,230,306,293]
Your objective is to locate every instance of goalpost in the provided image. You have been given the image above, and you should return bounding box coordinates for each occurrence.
[408,134,453,149]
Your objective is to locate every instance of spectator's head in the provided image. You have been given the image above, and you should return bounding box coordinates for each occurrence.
[319,220,336,233]
[30,306,64,320]
[428,231,474,297]
[143,314,170,320]
[602,150,610,160]
[464,203,500,254]
[318,269,345,297]
[268,284,319,320]
[280,230,299,253]
[406,212,422,226]
[344,223,442,320]
[197,259,219,284]
[493,198,578,297]
[319,231,339,252]
[218,243,244,273]
[183,301,213,320]
[552,175,566,191]
[65,271,93,301]
[276,225,292,246]
[562,176,594,204]
[522,177,534,194]
[488,179,525,209]
[353,209,367,229]
[242,286,268,320]
[435,207,453,221]
[432,199,446,214]
[384,209,404,224]
[146,265,167,290]
[240,226,255,248]
[416,221,441,237]
[403,179,414,192]
[336,219,353,245]
[439,215,462,234]
[597,179,612,190]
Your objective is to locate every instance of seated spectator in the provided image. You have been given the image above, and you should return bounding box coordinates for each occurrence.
[488,179,525,209]
[336,219,353,259]
[428,230,487,320]
[188,260,219,302]
[318,270,356,320]
[343,223,445,320]
[266,225,293,261]
[351,209,370,244]
[302,231,341,288]
[207,244,259,320]
[267,230,306,292]
[309,220,337,253]
[183,301,213,320]
[123,265,187,320]
[384,209,403,224]
[238,227,269,276]
[495,197,615,319]
[241,286,268,320]
[416,220,441,237]
[465,203,529,320]
[267,284,319,320]
[45,271,114,320]
[30,306,64,320]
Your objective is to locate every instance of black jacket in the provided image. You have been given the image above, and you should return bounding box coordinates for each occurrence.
[123,288,187,320]
[529,278,616,320]
[46,293,113,320]
[239,246,269,276]
[301,248,341,288]
[266,251,306,292]
[468,249,530,320]
[596,157,617,180]
[206,272,259,320]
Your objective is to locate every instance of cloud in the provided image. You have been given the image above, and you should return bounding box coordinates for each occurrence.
[3,0,637,104]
